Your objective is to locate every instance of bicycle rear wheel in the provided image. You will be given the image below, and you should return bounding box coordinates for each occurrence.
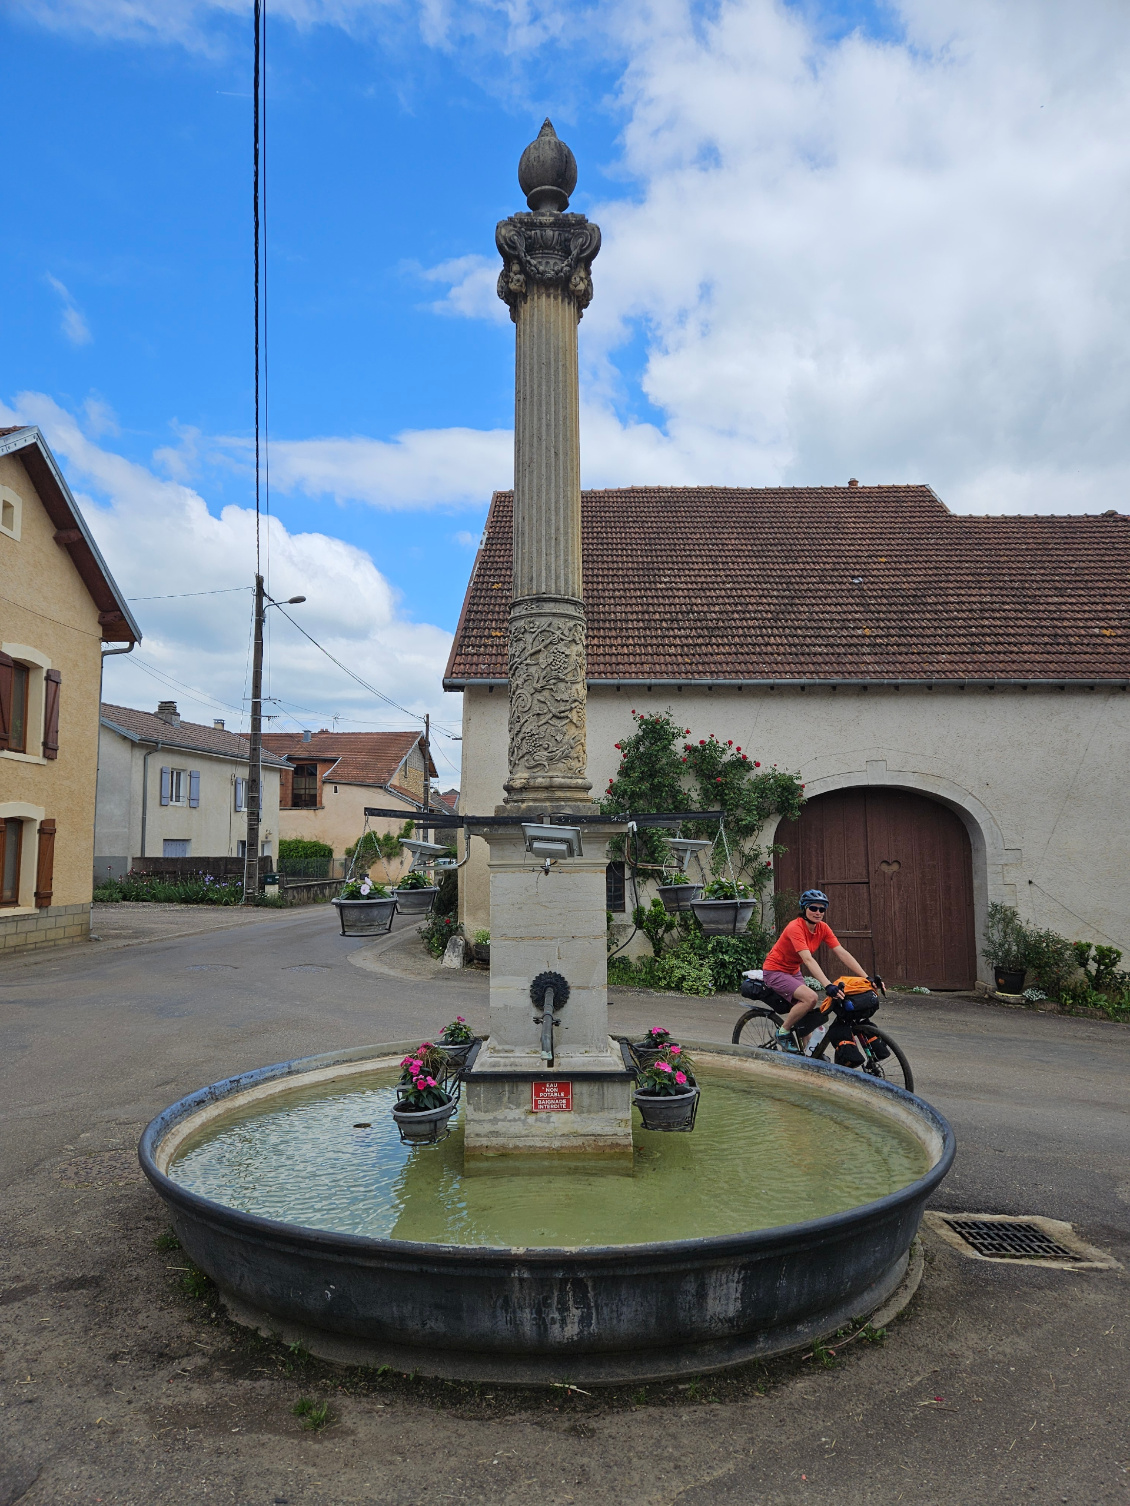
[732,1007,783,1050]
[862,1026,914,1094]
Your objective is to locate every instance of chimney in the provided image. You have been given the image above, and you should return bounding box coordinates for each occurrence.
[156,701,181,724]
[213,718,225,731]
[302,729,312,742]
[848,477,859,488]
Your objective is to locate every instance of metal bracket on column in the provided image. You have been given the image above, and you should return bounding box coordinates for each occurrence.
[530,970,570,1068]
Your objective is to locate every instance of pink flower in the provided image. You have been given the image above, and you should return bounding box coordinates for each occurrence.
[457,1016,465,1022]
[670,1044,682,1054]
[425,1076,437,1087]
[655,1060,673,1073]
[675,1071,687,1085]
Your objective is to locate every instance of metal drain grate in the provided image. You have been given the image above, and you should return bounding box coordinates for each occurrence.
[944,1218,1083,1262]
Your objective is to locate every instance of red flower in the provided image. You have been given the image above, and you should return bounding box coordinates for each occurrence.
[716,776,723,783]
[741,754,748,761]
[681,757,687,763]
[685,728,691,734]
[766,862,772,869]
[727,740,733,746]
[699,739,705,745]
[754,761,761,767]
[614,742,621,749]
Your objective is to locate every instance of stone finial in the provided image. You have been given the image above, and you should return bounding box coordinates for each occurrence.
[518,119,578,212]
[496,122,600,321]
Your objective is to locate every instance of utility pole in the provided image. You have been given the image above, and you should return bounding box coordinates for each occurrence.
[243,573,265,901]
[422,712,431,843]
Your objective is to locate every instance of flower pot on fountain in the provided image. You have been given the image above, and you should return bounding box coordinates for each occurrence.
[691,879,757,936]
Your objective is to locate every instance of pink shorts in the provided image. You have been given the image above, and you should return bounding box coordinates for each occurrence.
[762,970,809,1002]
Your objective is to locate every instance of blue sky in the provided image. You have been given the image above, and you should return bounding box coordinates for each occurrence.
[3,0,1128,770]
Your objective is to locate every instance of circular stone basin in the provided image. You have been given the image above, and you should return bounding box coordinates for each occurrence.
[139,1039,954,1384]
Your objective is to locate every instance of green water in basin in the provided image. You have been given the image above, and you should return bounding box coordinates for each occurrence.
[168,1061,930,1248]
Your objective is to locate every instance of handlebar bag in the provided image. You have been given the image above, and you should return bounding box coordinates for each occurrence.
[832,976,880,1021]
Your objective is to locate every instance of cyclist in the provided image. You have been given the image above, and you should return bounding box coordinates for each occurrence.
[762,890,874,1051]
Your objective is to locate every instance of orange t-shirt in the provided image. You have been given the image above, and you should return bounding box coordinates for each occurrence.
[763,916,840,975]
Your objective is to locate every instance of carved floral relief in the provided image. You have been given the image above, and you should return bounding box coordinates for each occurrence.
[496,213,601,321]
[507,613,588,780]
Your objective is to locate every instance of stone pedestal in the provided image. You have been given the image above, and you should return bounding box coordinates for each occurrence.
[463,824,632,1157]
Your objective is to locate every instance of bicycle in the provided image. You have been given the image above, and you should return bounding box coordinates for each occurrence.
[731,975,915,1093]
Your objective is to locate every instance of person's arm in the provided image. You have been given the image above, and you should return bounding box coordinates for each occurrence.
[831,943,869,977]
[796,948,833,988]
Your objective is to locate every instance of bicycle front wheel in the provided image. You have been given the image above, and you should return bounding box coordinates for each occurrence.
[863,1026,914,1094]
[732,1007,783,1050]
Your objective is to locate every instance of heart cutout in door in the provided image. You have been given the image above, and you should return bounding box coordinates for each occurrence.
[879,859,901,876]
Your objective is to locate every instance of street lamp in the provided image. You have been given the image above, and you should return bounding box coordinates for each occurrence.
[243,578,306,901]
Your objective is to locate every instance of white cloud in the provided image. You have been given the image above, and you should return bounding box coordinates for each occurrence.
[417,255,510,325]
[46,275,92,346]
[0,393,462,755]
[262,425,512,508]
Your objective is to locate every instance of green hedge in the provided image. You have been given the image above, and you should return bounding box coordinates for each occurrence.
[277,838,334,878]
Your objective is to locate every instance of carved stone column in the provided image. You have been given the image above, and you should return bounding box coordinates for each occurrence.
[496,120,600,811]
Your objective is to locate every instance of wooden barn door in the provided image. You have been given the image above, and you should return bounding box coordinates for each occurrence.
[774,789,977,989]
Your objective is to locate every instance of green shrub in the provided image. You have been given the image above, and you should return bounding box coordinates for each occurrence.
[420,911,460,958]
[93,872,245,905]
[277,838,334,878]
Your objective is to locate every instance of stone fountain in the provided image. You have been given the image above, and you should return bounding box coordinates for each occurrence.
[137,123,955,1385]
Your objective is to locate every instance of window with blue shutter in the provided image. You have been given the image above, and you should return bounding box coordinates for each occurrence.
[234,778,245,812]
[160,767,171,806]
[189,770,200,808]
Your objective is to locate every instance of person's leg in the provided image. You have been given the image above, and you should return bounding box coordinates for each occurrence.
[780,984,820,1031]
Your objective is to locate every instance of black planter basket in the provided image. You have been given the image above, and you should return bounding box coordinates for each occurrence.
[632,1087,700,1132]
[994,968,1026,994]
[656,883,704,914]
[331,896,397,936]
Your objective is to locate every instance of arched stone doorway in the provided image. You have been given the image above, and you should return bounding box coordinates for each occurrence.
[774,787,978,989]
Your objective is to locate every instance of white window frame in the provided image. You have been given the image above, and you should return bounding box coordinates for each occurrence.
[0,487,22,542]
[169,768,186,806]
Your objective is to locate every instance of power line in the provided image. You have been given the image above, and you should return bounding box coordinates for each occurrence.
[118,654,247,717]
[253,0,263,580]
[271,603,461,738]
[127,586,251,602]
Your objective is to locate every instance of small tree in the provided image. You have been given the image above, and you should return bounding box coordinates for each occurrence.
[345,821,414,882]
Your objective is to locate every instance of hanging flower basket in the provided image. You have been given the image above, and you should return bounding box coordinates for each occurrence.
[331,896,397,935]
[439,1017,481,1067]
[394,886,439,915]
[657,882,704,914]
[391,1096,457,1143]
[633,1087,699,1131]
[690,899,756,936]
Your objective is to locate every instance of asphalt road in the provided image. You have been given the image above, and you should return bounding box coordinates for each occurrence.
[0,908,1126,1505]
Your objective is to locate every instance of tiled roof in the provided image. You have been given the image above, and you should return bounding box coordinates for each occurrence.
[444,487,1130,684]
[435,788,460,812]
[101,703,290,765]
[260,730,437,788]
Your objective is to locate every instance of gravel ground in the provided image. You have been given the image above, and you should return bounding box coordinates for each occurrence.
[1,912,1126,1505]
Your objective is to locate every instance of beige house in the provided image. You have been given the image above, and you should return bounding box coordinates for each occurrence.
[94,702,286,880]
[0,424,140,956]
[445,485,1130,989]
[260,730,438,878]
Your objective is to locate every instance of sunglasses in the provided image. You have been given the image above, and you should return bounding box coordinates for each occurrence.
[804,904,827,913]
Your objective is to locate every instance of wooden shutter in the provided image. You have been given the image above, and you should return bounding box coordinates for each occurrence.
[0,651,13,752]
[160,767,171,806]
[189,770,201,808]
[42,669,61,759]
[35,819,56,908]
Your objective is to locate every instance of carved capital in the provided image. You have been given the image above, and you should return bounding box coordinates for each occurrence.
[495,213,601,322]
[504,597,591,803]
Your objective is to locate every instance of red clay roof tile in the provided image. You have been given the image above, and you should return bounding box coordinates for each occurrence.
[444,487,1129,684]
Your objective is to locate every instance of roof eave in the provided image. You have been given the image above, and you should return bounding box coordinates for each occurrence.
[2,427,142,644]
[445,676,1130,691]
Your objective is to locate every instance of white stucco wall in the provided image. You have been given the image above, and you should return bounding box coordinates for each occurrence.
[94,726,281,875]
[458,683,1130,982]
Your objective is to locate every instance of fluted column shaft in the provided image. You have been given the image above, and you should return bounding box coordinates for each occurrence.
[496,207,600,810]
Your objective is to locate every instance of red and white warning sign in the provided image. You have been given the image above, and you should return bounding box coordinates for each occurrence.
[531,1080,573,1113]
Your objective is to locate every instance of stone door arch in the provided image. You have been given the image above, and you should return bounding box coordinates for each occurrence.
[774,787,977,989]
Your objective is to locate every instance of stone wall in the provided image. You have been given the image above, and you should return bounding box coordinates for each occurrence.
[457,682,1130,981]
[0,901,91,956]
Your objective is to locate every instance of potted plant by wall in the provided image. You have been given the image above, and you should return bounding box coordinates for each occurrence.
[632,1045,699,1131]
[331,878,396,936]
[690,879,757,937]
[439,1015,480,1066]
[629,1025,674,1068]
[391,1044,457,1143]
[981,902,1028,995]
[656,871,705,914]
[394,868,440,915]
[471,928,491,965]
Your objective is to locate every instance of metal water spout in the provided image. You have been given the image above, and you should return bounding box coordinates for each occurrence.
[531,971,570,1068]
